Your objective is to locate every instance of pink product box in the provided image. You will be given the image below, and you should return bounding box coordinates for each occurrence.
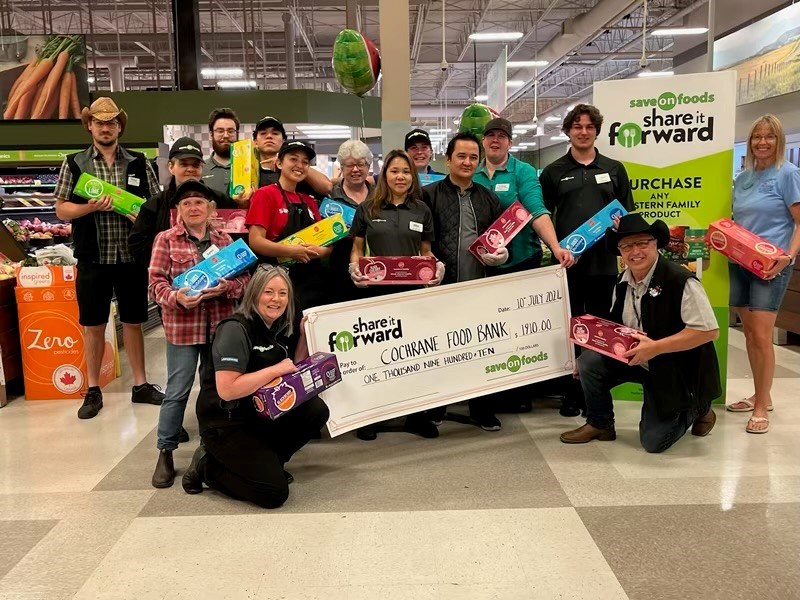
[170,209,248,233]
[570,315,640,364]
[468,200,532,260]
[252,353,341,420]
[706,218,783,279]
[359,256,437,285]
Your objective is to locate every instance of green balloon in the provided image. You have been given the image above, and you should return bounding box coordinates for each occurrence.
[332,29,381,97]
[458,103,495,142]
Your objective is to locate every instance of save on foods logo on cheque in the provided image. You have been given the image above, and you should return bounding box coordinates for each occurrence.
[595,70,737,401]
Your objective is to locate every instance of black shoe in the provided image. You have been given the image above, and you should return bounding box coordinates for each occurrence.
[131,383,165,405]
[182,445,206,495]
[283,470,294,484]
[151,449,175,488]
[475,414,502,432]
[178,427,190,443]
[404,416,439,439]
[77,388,103,419]
[356,426,378,441]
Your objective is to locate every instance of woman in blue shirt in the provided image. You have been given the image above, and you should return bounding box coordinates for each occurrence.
[726,115,800,434]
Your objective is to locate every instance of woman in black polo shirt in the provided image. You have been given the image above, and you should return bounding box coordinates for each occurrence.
[348,149,444,441]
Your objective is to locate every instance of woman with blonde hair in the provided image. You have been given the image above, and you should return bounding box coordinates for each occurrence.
[726,114,800,433]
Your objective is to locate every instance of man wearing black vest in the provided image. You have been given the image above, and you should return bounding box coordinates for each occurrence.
[560,214,720,453]
[54,97,164,419]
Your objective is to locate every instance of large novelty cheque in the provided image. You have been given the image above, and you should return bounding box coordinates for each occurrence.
[304,266,573,436]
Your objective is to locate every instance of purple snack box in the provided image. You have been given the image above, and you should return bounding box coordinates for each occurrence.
[252,352,341,419]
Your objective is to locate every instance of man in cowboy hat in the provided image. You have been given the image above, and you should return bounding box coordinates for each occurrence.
[560,213,721,453]
[54,97,165,419]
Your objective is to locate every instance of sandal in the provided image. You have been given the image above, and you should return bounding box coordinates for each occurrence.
[727,397,773,413]
[745,416,769,434]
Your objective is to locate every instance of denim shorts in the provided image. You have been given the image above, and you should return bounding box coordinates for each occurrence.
[728,260,793,312]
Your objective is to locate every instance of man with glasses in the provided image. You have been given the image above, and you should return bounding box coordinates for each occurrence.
[55,97,164,419]
[539,104,635,416]
[202,108,240,202]
[560,213,720,452]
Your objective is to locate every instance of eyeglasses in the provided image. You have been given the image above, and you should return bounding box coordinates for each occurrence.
[618,238,655,252]
[751,134,777,142]
[212,128,238,136]
[342,161,369,170]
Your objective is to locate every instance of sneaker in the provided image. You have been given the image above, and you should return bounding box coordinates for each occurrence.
[178,427,190,443]
[182,444,207,495]
[77,388,103,419]
[131,383,165,405]
[476,414,502,432]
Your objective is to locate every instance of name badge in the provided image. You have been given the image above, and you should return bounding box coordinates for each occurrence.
[409,221,423,233]
[202,244,220,259]
[495,183,511,192]
[595,173,611,184]
[127,175,141,187]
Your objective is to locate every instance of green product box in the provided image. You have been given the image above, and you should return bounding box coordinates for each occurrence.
[73,173,146,216]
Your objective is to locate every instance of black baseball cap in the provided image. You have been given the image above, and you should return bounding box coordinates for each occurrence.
[483,118,513,138]
[404,128,432,149]
[174,179,215,202]
[254,116,287,138]
[278,140,316,162]
[169,137,203,161]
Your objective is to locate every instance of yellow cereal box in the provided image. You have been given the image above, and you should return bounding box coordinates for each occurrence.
[277,215,349,264]
[229,139,259,197]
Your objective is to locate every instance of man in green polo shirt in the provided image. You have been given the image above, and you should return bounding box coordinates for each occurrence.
[473,118,573,272]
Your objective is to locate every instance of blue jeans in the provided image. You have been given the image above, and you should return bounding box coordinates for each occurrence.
[578,350,708,453]
[157,343,210,450]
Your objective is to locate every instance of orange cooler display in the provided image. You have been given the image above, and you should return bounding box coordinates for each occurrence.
[15,265,117,400]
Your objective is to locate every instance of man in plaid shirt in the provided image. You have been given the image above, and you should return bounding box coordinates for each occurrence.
[148,179,249,488]
[54,97,165,419]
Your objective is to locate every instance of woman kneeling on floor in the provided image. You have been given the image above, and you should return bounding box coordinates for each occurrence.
[182,265,330,508]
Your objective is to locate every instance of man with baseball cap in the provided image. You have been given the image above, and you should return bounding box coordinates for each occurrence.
[253,115,332,197]
[404,128,444,180]
[130,137,234,267]
[560,213,720,452]
[54,97,164,419]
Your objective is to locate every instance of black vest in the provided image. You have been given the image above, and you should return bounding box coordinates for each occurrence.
[610,256,721,418]
[196,313,292,434]
[66,146,150,262]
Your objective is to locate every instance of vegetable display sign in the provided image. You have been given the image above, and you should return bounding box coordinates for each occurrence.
[1,34,89,121]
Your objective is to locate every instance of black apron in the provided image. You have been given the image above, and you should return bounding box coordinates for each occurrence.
[273,184,331,317]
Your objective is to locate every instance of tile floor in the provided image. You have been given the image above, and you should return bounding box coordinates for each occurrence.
[0,328,798,600]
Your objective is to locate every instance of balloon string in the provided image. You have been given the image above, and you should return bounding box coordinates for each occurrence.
[359,97,366,141]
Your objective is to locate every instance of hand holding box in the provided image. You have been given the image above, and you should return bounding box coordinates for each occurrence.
[358,256,437,285]
[468,200,532,260]
[73,173,146,216]
[559,199,627,257]
[570,315,641,364]
[706,218,785,279]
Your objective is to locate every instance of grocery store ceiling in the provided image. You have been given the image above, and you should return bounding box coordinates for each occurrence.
[4,0,707,135]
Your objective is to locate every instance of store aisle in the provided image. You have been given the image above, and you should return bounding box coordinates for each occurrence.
[0,328,798,600]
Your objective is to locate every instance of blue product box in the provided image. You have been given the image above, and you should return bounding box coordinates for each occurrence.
[559,199,627,257]
[319,198,356,228]
[419,172,446,185]
[172,238,256,295]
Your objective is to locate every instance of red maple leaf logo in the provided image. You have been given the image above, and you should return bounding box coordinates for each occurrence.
[60,372,76,386]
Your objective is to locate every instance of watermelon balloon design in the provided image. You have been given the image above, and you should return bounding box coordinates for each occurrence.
[332,29,382,97]
[458,103,500,142]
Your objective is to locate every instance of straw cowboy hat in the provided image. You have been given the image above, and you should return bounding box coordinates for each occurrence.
[80,97,128,133]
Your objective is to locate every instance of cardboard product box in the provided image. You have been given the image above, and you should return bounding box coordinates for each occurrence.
[559,199,627,257]
[419,172,446,185]
[319,198,356,228]
[468,200,532,260]
[73,173,146,216]
[569,315,640,364]
[277,215,350,264]
[15,265,116,400]
[229,139,259,197]
[706,218,783,279]
[172,238,257,295]
[252,352,342,419]
[358,256,437,285]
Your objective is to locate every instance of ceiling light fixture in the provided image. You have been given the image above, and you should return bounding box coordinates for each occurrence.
[430,128,452,133]
[550,134,569,141]
[474,94,489,101]
[651,27,709,36]
[217,80,257,89]
[544,116,561,123]
[507,60,549,68]
[201,67,244,78]
[468,31,524,42]
[506,80,525,87]
[638,70,674,77]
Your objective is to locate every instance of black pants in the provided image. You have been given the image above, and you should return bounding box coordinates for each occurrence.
[200,397,329,508]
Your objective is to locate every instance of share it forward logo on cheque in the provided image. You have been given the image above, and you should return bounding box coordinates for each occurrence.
[327,315,403,352]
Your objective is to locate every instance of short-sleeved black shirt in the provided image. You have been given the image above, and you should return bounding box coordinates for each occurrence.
[539,149,635,275]
[351,197,434,256]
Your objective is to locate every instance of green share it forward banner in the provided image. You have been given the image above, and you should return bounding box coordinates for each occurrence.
[594,70,737,402]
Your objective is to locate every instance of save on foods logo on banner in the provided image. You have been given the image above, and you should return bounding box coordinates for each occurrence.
[594,70,737,401]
